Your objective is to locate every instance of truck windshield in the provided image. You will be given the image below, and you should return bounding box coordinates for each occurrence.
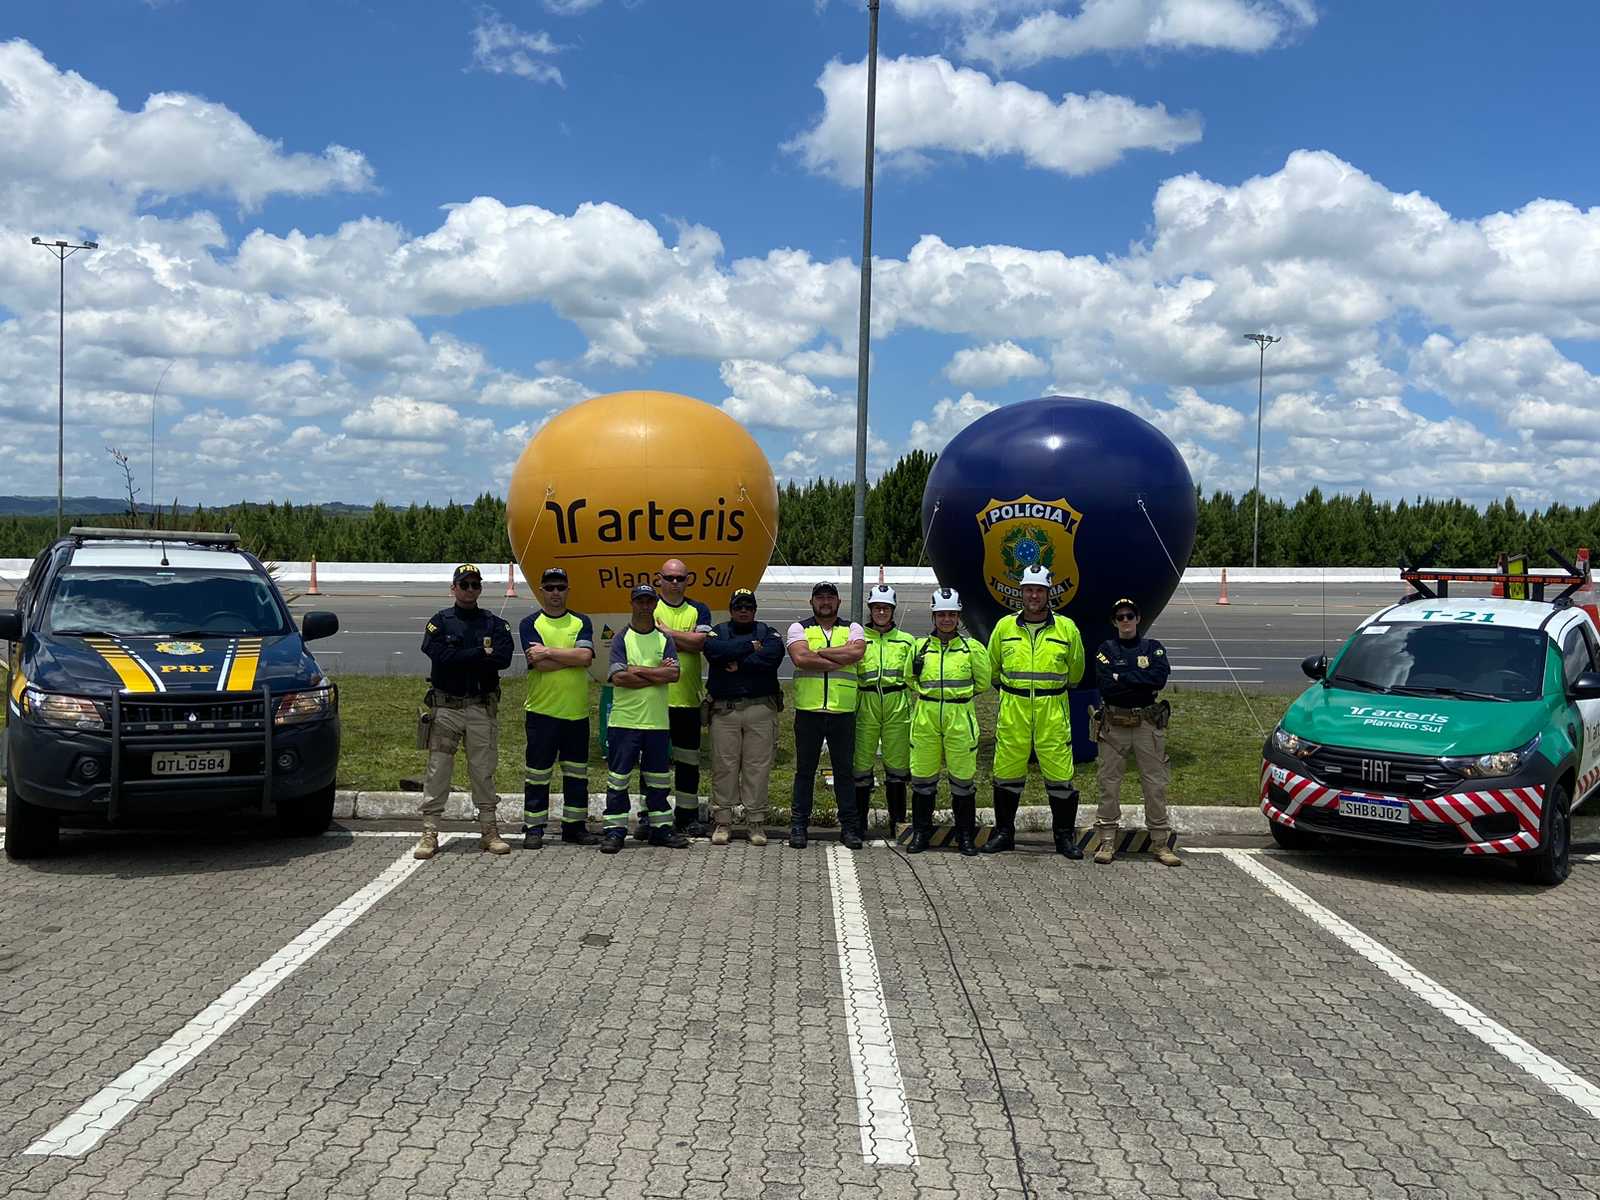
[45,569,289,637]
[1329,621,1546,702]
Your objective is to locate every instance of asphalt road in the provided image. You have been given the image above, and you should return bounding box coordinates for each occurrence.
[291,581,1451,689]
[3,828,1598,1200]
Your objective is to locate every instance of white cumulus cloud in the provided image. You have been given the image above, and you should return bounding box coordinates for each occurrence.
[469,9,567,86]
[908,393,999,452]
[944,340,1049,388]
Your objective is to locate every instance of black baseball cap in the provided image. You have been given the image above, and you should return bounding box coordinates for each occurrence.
[541,566,568,584]
[811,581,839,597]
[729,588,757,610]
[453,563,483,584]
[1112,597,1140,618]
[631,583,659,601]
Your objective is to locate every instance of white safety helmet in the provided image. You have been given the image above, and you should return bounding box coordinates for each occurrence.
[867,583,897,607]
[1018,565,1052,589]
[930,587,962,613]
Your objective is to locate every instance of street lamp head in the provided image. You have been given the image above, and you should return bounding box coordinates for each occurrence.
[84,241,99,250]
[30,236,40,244]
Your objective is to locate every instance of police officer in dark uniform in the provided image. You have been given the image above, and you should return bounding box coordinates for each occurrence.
[414,564,516,861]
[1091,597,1180,866]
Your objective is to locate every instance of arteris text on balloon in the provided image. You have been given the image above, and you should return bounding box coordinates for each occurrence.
[543,498,748,545]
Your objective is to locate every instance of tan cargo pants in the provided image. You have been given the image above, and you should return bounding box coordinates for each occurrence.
[709,699,778,829]
[421,699,499,819]
[1095,716,1171,837]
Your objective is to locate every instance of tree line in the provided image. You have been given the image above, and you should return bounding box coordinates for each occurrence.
[2,453,1598,570]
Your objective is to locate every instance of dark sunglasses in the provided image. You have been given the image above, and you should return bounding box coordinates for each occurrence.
[1114,612,1138,621]
[457,580,483,590]
[660,574,688,583]
[542,583,568,592]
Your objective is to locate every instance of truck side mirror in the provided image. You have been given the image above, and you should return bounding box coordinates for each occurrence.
[1301,653,1328,681]
[301,611,339,642]
[1572,671,1600,701]
[0,609,21,643]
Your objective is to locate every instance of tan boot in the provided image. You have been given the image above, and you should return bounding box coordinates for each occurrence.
[479,817,511,855]
[1149,834,1182,867]
[747,823,768,847]
[1093,827,1118,865]
[413,819,439,861]
[710,825,731,847]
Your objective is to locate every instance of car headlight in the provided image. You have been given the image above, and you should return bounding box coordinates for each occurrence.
[274,685,336,727]
[1270,726,1320,759]
[1444,734,1540,779]
[22,687,107,731]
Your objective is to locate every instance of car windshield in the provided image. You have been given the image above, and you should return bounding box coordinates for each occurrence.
[45,568,289,637]
[1328,620,1546,702]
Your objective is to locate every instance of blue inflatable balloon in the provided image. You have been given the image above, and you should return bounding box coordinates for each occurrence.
[921,396,1197,649]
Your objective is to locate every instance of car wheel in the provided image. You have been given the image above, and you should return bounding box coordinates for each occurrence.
[4,761,60,860]
[276,783,335,838]
[1519,781,1570,887]
[1269,818,1318,851]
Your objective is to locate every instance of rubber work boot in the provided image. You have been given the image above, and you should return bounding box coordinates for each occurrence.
[1094,827,1118,865]
[841,827,864,851]
[560,823,598,846]
[479,817,511,855]
[857,789,874,838]
[788,823,808,849]
[522,829,544,851]
[952,796,979,857]
[412,819,439,861]
[981,787,1020,854]
[1149,833,1182,867]
[648,826,690,849]
[710,825,731,846]
[1049,792,1083,860]
[600,830,625,855]
[885,782,907,837]
[906,791,936,853]
[675,806,711,838]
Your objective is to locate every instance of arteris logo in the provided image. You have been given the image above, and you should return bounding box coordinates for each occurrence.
[976,495,1082,609]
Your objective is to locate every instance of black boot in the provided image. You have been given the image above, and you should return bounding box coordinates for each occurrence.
[788,823,808,849]
[906,790,935,853]
[1049,789,1083,860]
[522,828,545,850]
[953,795,978,857]
[982,787,1020,854]
[855,788,874,841]
[559,823,597,846]
[674,805,710,838]
[886,781,907,835]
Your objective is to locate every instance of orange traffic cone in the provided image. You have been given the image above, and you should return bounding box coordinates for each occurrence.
[307,558,322,596]
[1216,567,1230,606]
[504,562,518,598]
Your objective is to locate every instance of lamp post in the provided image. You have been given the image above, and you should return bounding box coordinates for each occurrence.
[31,236,99,537]
[1243,332,1281,568]
[849,0,881,619]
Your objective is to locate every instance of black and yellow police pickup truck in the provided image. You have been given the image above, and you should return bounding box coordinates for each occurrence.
[2,528,340,858]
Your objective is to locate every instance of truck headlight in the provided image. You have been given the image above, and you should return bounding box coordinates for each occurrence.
[274,685,336,727]
[1270,726,1319,759]
[22,687,107,731]
[1444,734,1540,779]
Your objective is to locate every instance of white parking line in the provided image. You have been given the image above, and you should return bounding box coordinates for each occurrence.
[825,843,918,1167]
[1223,849,1600,1123]
[24,838,453,1157]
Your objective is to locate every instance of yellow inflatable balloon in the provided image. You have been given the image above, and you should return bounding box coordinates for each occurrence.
[506,390,779,675]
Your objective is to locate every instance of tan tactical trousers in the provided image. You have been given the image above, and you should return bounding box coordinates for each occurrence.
[1095,718,1171,835]
[422,701,499,819]
[709,701,778,828]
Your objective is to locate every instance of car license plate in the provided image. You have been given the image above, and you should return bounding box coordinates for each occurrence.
[151,750,231,776]
[1339,795,1410,824]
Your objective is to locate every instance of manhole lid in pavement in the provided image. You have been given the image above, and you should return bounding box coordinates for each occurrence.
[580,933,613,948]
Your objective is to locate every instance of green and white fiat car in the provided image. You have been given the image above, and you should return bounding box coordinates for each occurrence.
[1261,567,1600,886]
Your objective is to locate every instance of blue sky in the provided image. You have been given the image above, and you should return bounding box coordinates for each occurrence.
[3,1,1600,506]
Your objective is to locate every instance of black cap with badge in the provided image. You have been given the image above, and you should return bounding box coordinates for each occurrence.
[631,583,659,601]
[729,588,757,610]
[541,566,568,585]
[453,563,483,585]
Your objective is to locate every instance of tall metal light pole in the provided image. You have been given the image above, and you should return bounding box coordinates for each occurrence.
[32,236,99,536]
[1243,332,1281,568]
[849,0,881,619]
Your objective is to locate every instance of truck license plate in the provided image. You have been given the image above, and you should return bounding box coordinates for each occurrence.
[1339,795,1409,824]
[151,750,231,776]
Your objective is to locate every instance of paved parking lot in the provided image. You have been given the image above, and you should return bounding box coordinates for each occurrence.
[2,826,1599,1199]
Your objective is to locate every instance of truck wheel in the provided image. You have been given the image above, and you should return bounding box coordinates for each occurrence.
[5,764,60,860]
[1519,782,1570,887]
[276,784,335,838]
[1269,818,1318,851]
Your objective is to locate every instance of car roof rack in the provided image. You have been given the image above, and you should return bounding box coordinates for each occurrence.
[1399,547,1586,606]
[67,526,242,548]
